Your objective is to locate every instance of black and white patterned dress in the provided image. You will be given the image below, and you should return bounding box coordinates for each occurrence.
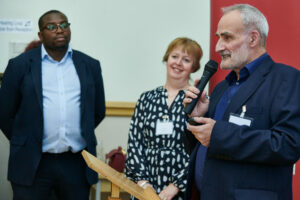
[125,86,189,200]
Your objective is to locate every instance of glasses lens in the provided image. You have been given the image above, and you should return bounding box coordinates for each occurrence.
[46,24,57,31]
[60,22,70,29]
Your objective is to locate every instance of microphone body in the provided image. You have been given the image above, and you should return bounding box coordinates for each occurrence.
[184,60,218,114]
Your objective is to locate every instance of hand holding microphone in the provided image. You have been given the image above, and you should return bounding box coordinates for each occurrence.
[184,86,210,119]
[184,60,218,125]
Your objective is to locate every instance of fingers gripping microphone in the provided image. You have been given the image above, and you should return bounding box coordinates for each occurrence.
[184,60,218,114]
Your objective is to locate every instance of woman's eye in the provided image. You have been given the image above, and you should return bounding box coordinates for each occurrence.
[184,58,191,63]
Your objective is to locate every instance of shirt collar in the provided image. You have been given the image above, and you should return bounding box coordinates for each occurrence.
[226,53,268,84]
[41,44,73,62]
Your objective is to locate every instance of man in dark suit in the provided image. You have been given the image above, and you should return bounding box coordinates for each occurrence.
[184,4,300,200]
[0,10,105,200]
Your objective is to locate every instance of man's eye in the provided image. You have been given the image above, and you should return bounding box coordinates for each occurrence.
[224,35,231,40]
[47,24,56,30]
[60,22,69,29]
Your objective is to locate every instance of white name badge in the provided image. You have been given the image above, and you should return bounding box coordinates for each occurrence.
[229,113,252,127]
[156,120,174,135]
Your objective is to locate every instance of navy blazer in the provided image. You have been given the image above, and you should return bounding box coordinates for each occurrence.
[185,56,300,200]
[0,47,105,186]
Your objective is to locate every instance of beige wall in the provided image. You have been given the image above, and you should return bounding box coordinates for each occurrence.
[0,0,211,102]
[95,116,131,161]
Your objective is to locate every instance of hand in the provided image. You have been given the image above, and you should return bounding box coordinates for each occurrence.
[183,79,209,117]
[158,183,179,200]
[187,117,215,147]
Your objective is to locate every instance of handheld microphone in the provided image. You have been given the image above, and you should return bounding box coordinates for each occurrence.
[184,60,218,115]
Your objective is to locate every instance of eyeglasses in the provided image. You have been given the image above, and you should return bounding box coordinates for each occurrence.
[43,22,71,32]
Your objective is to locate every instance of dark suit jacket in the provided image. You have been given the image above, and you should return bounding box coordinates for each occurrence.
[185,55,300,200]
[0,47,105,186]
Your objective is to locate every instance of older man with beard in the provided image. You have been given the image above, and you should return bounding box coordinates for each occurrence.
[183,4,300,200]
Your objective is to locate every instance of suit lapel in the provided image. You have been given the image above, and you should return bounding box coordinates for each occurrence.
[30,48,43,111]
[223,56,274,118]
[72,51,87,118]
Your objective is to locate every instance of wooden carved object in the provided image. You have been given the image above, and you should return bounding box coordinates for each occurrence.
[81,150,160,200]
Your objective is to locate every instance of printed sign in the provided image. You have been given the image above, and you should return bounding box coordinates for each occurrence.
[0,20,33,33]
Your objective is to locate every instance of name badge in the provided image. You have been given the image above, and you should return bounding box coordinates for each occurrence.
[228,105,252,127]
[229,114,252,126]
[156,120,174,135]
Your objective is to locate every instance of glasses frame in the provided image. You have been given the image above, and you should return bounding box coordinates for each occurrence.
[42,22,71,32]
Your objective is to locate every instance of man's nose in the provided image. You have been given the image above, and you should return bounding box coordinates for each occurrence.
[215,39,224,53]
[56,25,63,33]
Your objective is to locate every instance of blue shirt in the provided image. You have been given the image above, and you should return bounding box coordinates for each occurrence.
[194,53,268,191]
[41,44,86,153]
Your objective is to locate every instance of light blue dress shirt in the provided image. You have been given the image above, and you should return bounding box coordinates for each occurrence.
[41,44,86,153]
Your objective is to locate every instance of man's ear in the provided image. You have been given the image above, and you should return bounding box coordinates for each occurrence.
[249,30,260,47]
[38,32,43,42]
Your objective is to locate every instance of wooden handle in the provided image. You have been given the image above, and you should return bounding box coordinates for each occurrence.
[111,183,120,198]
[81,150,161,200]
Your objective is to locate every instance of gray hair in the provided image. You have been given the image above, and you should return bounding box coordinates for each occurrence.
[222,4,269,47]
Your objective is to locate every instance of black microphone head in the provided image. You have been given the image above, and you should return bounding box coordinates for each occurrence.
[204,60,218,74]
[184,60,218,114]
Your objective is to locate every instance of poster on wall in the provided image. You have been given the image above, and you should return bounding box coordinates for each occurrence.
[0,19,33,33]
